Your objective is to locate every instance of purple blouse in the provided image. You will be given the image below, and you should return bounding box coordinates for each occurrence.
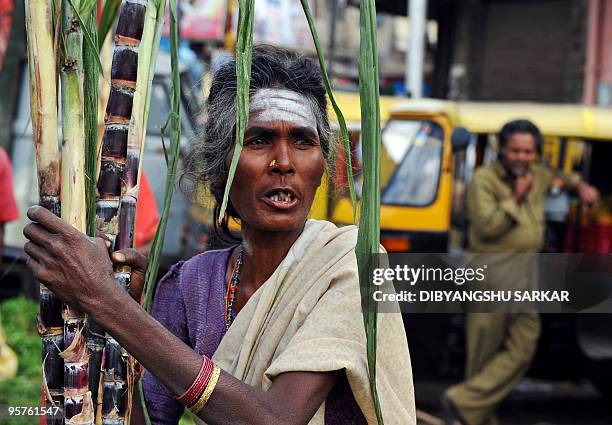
[142,248,366,425]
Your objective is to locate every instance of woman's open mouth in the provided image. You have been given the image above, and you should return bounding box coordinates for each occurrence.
[262,189,299,210]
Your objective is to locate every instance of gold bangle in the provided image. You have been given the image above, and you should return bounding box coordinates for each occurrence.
[189,365,221,414]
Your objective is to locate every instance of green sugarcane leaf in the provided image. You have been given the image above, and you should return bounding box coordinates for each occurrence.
[218,0,254,223]
[79,0,97,18]
[65,0,103,74]
[143,0,180,311]
[300,0,357,223]
[138,0,167,167]
[138,380,152,425]
[97,0,121,50]
[356,0,384,423]
[141,0,169,312]
[83,9,98,237]
[142,0,180,416]
[139,0,172,421]
[51,0,60,47]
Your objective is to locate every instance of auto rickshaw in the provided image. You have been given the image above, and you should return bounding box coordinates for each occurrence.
[329,98,612,399]
[329,99,612,255]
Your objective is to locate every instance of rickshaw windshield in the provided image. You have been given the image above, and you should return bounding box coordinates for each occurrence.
[374,119,445,206]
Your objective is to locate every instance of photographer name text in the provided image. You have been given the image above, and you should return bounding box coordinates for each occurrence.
[373,290,570,303]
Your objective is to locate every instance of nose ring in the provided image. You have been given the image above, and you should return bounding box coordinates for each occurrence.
[269,159,277,168]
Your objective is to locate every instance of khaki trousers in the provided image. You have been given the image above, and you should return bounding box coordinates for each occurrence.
[446,313,541,425]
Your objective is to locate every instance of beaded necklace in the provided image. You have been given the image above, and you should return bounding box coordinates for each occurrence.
[224,248,243,330]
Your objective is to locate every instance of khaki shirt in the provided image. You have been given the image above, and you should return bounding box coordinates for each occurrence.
[467,161,581,253]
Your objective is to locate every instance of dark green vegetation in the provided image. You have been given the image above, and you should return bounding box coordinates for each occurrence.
[0,296,40,425]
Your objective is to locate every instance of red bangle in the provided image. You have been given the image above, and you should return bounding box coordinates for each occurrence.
[176,357,214,406]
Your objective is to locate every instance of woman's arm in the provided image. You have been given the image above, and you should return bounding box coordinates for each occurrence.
[95,269,337,425]
[23,206,338,425]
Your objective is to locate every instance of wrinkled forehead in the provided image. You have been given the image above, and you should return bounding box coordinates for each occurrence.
[249,88,317,131]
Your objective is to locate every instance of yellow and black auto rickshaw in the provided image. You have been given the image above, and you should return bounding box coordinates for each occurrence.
[330,99,612,397]
[328,99,612,255]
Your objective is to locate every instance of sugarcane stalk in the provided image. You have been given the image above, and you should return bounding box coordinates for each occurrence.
[94,0,161,422]
[24,0,64,422]
[60,0,94,422]
[95,0,148,244]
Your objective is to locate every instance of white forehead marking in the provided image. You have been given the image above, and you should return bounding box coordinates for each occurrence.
[249,88,317,130]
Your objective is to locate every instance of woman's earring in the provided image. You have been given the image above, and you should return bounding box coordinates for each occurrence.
[269,159,277,168]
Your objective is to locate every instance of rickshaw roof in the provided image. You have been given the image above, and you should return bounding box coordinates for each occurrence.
[328,91,400,126]
[391,98,612,141]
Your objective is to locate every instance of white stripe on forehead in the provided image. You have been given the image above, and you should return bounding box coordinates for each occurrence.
[249,88,317,130]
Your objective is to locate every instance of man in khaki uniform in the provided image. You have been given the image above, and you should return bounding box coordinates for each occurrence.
[443,120,598,425]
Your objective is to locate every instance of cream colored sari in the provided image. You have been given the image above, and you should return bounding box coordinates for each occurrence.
[201,219,415,424]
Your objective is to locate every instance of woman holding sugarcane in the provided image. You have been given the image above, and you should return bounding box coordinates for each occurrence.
[23,46,415,425]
